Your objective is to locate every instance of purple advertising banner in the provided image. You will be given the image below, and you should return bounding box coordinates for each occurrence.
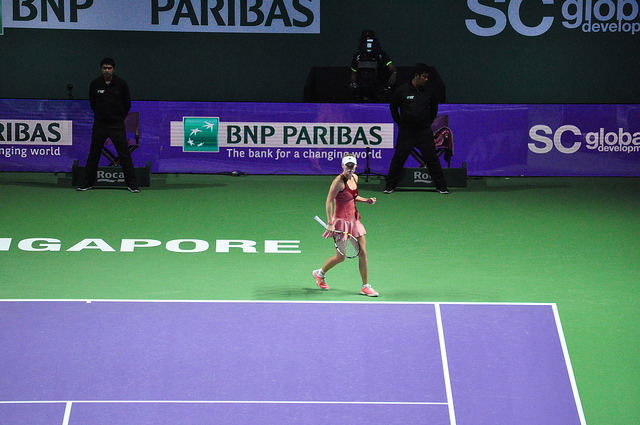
[1,99,638,176]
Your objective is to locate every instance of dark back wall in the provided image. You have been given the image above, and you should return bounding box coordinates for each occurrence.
[1,1,638,103]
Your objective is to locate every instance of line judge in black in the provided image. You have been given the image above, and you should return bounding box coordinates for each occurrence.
[78,57,139,192]
[383,63,449,195]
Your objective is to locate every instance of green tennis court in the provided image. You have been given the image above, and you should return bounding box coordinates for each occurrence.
[1,172,639,425]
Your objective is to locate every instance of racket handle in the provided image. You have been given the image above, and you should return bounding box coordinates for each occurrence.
[313,215,328,229]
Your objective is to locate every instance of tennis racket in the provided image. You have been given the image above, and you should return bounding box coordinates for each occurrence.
[313,215,360,259]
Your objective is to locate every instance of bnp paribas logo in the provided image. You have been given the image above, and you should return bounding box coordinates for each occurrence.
[183,117,219,152]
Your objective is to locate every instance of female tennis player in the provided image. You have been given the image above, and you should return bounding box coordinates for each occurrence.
[312,154,379,296]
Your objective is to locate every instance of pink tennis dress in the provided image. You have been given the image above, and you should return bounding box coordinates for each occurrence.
[324,175,366,238]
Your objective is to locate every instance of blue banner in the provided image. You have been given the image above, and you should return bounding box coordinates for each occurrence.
[1,99,639,176]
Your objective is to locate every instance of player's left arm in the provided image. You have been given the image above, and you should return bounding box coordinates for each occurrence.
[356,196,376,205]
[354,177,376,204]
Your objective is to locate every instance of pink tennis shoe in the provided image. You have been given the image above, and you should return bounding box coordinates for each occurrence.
[360,284,379,297]
[312,269,329,290]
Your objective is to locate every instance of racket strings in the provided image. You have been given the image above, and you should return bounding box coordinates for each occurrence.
[345,237,359,258]
[335,233,360,258]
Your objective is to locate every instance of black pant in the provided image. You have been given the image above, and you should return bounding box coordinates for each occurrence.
[83,120,137,187]
[385,126,446,190]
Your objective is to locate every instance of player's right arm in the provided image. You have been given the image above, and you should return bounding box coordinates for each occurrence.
[325,176,344,231]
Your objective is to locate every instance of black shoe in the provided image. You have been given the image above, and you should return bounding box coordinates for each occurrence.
[437,187,450,194]
[77,185,93,191]
[383,187,395,194]
[128,186,140,193]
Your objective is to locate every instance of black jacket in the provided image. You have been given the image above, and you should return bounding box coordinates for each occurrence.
[389,81,439,130]
[89,74,131,123]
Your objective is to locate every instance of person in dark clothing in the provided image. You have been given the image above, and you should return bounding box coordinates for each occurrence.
[78,57,139,192]
[349,30,398,102]
[383,63,449,194]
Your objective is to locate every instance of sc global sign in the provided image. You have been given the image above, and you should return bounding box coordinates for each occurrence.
[466,0,640,36]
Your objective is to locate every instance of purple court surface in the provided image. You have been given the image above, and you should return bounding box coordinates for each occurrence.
[0,301,586,425]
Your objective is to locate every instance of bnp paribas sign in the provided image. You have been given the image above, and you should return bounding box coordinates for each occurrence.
[466,0,640,36]
[1,0,320,34]
[171,118,394,153]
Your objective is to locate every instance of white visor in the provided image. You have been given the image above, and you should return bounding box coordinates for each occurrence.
[342,155,357,166]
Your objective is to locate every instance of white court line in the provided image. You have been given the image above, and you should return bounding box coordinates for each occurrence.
[62,402,72,425]
[552,304,587,425]
[0,299,557,306]
[435,303,457,425]
[2,400,447,406]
